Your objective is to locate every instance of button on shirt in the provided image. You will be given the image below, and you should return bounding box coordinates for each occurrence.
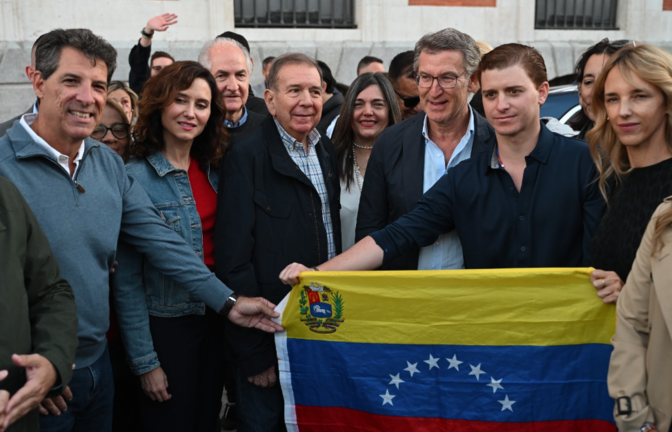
[274,119,336,259]
[371,123,604,269]
[224,106,249,129]
[20,114,84,178]
[417,110,475,270]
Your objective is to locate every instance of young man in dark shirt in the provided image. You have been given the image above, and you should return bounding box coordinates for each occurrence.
[279,43,605,284]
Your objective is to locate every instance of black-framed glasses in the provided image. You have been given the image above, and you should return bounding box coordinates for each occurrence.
[91,123,129,140]
[603,38,636,49]
[416,71,466,89]
[394,90,420,108]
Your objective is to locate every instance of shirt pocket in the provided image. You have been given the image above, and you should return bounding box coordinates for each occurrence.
[156,206,182,234]
[253,190,291,219]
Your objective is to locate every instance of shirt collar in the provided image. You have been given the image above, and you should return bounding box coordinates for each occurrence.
[487,121,554,172]
[19,113,85,164]
[224,106,249,129]
[274,118,321,155]
[421,108,475,143]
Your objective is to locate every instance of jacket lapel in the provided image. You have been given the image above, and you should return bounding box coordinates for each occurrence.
[264,118,315,189]
[402,115,426,213]
[652,239,672,340]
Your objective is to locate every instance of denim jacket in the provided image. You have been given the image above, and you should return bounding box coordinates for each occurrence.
[114,152,219,374]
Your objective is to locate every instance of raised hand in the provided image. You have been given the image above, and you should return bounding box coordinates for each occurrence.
[146,13,178,34]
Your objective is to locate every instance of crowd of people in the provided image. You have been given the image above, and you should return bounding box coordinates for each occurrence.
[0,11,671,432]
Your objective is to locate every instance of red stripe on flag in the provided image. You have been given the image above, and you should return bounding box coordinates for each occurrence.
[294,405,616,432]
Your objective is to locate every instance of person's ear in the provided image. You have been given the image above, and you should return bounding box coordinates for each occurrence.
[32,71,46,99]
[538,81,550,106]
[264,88,276,116]
[467,74,479,93]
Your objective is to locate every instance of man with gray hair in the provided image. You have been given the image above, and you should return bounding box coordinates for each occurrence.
[356,28,494,271]
[215,52,341,431]
[199,36,266,145]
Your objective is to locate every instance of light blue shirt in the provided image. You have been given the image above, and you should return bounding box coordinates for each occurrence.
[417,109,475,270]
[224,106,249,129]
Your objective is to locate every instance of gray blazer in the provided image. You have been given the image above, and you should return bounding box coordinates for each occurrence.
[0,107,33,138]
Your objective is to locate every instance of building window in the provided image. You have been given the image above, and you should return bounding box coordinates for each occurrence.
[535,0,618,30]
[234,0,356,28]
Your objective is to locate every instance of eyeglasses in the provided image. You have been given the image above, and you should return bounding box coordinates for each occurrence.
[416,71,466,89]
[394,90,420,109]
[91,123,129,140]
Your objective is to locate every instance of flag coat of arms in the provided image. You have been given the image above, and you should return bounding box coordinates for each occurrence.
[274,268,617,431]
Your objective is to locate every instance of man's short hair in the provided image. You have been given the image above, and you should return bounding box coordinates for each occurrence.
[388,50,415,84]
[151,51,175,65]
[35,28,117,83]
[317,60,336,94]
[357,56,383,75]
[198,37,253,74]
[413,28,481,78]
[477,43,547,87]
[217,31,251,53]
[267,53,323,91]
[262,56,276,69]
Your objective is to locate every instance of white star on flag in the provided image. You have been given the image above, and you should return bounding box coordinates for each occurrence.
[486,377,504,393]
[404,361,420,377]
[424,354,440,370]
[468,363,486,380]
[380,389,396,406]
[498,395,516,412]
[388,373,405,389]
[446,354,463,371]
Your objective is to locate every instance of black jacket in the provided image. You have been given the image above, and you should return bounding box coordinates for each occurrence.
[128,41,151,96]
[355,111,493,270]
[316,92,344,135]
[214,116,341,376]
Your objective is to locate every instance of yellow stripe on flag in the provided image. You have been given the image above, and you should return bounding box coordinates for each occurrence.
[282,267,615,346]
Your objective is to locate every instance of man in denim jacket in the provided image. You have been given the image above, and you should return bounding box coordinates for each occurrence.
[0,28,282,432]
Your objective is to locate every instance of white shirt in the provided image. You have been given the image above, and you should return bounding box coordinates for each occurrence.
[20,113,85,179]
[417,109,475,270]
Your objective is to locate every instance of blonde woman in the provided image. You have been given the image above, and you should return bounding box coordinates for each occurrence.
[587,44,672,305]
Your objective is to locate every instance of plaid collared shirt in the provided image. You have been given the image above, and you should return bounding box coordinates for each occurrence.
[274,119,336,259]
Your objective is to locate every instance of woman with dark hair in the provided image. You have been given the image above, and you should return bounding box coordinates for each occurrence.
[332,72,401,249]
[114,60,228,431]
[569,38,634,139]
[588,44,672,309]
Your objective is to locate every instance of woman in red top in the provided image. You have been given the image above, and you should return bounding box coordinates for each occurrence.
[115,61,228,432]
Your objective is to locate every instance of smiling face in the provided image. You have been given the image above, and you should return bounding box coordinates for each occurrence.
[481,64,549,138]
[161,77,212,149]
[579,53,609,121]
[108,88,133,122]
[32,46,108,147]
[604,67,668,151]
[98,105,129,157]
[417,49,475,127]
[351,84,390,145]
[208,42,250,123]
[265,63,323,143]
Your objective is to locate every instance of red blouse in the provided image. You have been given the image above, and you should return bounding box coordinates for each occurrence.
[188,159,217,270]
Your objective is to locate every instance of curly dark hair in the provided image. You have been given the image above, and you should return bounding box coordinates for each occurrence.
[132,61,228,170]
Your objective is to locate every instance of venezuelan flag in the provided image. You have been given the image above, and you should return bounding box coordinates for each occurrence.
[275,268,616,431]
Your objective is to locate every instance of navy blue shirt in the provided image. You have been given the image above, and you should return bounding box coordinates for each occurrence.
[370,123,605,269]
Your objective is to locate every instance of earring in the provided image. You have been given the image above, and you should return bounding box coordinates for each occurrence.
[606,117,610,120]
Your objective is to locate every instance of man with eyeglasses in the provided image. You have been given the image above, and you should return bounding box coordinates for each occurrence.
[388,51,422,120]
[355,28,493,271]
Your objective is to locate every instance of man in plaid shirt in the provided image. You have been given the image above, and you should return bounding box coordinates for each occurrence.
[215,52,341,432]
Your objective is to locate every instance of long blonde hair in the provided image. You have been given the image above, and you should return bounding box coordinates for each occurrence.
[586,44,672,251]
